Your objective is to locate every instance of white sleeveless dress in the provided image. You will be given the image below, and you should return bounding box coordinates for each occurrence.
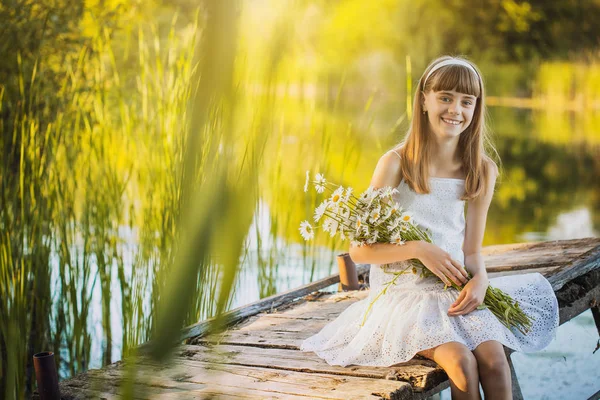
[299,161,559,367]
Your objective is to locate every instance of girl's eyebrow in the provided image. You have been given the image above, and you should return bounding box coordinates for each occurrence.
[439,91,476,100]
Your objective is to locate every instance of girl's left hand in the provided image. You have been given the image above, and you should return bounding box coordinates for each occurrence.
[447,275,488,316]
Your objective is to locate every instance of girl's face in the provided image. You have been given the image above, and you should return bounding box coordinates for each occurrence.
[422,89,477,139]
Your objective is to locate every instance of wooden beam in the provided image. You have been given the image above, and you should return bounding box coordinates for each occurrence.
[548,243,600,291]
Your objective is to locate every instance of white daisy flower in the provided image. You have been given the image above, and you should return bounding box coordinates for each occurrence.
[366,188,379,207]
[361,210,370,221]
[369,206,382,224]
[314,173,326,193]
[359,190,370,203]
[347,230,356,241]
[350,240,363,247]
[330,187,344,206]
[387,218,400,231]
[354,216,363,233]
[387,202,402,218]
[367,230,379,244]
[343,187,353,202]
[362,224,370,237]
[313,201,328,223]
[299,220,314,240]
[324,219,339,237]
[390,232,405,245]
[400,212,413,224]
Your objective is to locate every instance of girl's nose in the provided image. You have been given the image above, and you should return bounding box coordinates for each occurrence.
[448,104,460,115]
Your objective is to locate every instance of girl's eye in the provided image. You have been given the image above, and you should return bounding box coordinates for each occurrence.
[439,96,474,105]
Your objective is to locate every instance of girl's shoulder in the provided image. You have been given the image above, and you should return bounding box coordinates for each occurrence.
[371,148,403,188]
[482,156,499,180]
[384,146,403,162]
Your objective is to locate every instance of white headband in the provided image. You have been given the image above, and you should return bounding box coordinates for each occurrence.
[423,59,480,86]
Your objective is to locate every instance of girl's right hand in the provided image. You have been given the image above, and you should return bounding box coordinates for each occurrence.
[415,241,468,286]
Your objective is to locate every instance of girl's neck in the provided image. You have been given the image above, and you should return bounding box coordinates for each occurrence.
[429,137,463,178]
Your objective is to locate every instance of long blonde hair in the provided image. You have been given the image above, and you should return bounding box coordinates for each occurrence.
[396,55,500,201]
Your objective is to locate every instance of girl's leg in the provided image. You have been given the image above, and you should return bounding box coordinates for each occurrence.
[472,340,512,400]
[418,342,481,400]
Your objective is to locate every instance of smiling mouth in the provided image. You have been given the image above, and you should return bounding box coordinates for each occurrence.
[441,117,462,125]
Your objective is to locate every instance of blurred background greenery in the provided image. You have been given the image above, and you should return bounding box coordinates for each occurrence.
[1,0,599,398]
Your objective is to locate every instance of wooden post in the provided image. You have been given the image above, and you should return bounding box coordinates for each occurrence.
[33,352,60,400]
[590,298,600,336]
[337,253,359,291]
[504,348,524,400]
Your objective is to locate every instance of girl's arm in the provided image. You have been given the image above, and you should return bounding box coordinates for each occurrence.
[349,241,423,264]
[462,159,499,281]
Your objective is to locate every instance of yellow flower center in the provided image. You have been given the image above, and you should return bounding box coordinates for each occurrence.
[333,194,340,202]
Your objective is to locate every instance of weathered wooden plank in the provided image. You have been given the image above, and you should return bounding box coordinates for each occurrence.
[481,238,597,256]
[60,357,415,400]
[58,372,314,400]
[487,265,561,279]
[547,242,600,291]
[482,238,598,272]
[176,344,444,391]
[171,265,371,344]
[195,328,316,349]
[555,267,600,324]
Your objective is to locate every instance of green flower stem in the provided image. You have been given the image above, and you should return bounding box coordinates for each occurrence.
[360,264,413,327]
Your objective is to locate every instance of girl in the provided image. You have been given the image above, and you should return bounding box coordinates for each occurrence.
[299,56,559,400]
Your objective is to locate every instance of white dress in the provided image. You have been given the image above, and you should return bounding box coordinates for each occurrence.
[300,171,559,367]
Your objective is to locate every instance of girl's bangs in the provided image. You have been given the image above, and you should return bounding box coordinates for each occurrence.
[430,65,481,97]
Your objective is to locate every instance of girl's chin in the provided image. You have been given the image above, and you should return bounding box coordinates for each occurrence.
[435,127,463,138]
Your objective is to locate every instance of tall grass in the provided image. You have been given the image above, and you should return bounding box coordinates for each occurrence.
[0,1,347,397]
[0,10,201,397]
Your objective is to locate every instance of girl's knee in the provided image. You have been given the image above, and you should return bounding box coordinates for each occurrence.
[452,350,479,375]
[478,354,510,377]
[445,351,479,393]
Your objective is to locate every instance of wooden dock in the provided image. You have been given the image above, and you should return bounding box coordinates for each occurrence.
[48,238,600,399]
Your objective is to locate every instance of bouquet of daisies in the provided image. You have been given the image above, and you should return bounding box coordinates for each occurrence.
[300,172,534,335]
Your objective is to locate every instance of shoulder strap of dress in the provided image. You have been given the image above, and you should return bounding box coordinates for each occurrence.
[388,149,405,185]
